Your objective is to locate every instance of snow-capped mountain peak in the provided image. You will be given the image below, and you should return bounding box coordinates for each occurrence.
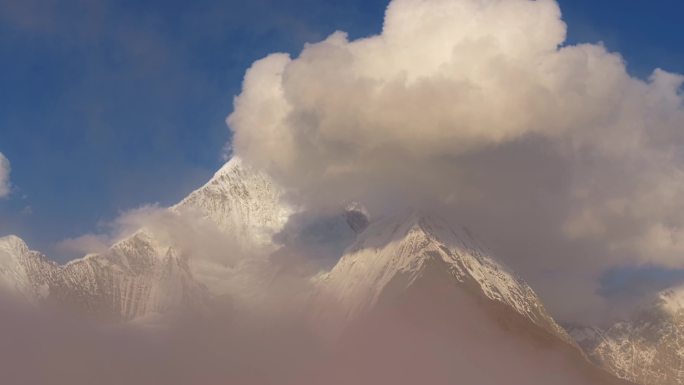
[174,156,291,247]
[316,211,572,343]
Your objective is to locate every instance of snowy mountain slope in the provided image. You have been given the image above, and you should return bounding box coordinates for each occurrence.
[0,232,209,321]
[52,230,210,321]
[0,235,57,301]
[314,211,572,344]
[569,287,684,385]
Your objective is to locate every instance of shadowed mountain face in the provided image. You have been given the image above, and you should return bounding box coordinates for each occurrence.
[0,158,635,384]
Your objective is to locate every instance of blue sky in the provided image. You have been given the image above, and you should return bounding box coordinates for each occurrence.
[0,0,683,263]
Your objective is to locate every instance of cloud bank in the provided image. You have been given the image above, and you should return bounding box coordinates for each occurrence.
[229,0,684,321]
[0,152,10,198]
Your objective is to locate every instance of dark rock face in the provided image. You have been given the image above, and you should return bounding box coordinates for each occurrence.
[344,209,370,234]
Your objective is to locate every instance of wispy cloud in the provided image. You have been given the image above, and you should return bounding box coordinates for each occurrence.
[0,152,11,198]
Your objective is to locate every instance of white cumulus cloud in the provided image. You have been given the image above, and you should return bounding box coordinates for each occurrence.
[228,0,684,322]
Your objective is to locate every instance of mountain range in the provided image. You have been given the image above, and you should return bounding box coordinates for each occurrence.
[1,157,679,384]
